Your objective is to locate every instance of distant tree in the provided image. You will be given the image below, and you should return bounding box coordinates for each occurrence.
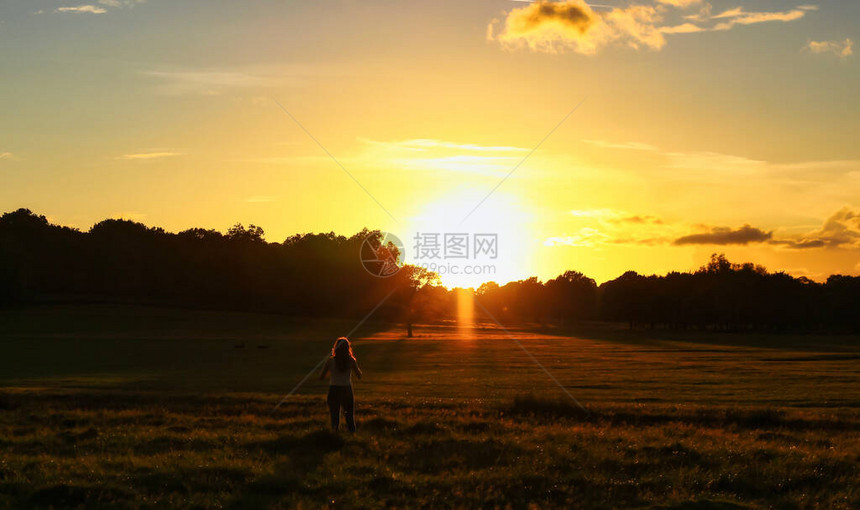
[227,223,265,243]
[545,270,597,325]
[825,275,860,332]
[599,271,647,329]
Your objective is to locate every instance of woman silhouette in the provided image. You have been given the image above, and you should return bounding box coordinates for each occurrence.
[319,337,362,432]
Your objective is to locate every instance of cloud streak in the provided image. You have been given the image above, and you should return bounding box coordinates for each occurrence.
[140,63,344,96]
[116,151,182,160]
[142,70,270,96]
[56,6,107,14]
[51,1,145,14]
[711,5,815,31]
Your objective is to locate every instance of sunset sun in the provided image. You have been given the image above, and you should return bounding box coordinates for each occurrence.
[403,188,533,289]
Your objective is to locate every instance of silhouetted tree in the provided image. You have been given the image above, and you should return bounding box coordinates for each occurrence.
[545,271,597,325]
[1,211,857,333]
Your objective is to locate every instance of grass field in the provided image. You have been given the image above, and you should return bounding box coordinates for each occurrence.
[1,304,859,508]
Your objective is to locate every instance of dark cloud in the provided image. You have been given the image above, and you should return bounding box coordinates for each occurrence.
[770,239,827,249]
[674,224,772,246]
[490,0,811,55]
[488,0,669,55]
[771,207,860,249]
[672,208,860,250]
[518,1,596,34]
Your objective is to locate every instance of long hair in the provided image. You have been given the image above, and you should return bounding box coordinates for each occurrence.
[332,337,355,372]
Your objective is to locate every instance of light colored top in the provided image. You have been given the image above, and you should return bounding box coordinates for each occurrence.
[329,357,354,386]
[320,354,362,386]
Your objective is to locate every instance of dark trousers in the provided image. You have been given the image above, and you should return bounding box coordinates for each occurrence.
[327,385,356,432]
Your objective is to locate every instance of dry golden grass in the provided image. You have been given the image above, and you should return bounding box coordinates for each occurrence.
[1,304,858,508]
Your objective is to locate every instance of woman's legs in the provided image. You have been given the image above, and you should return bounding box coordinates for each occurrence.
[327,386,356,432]
[326,386,340,431]
[342,386,356,433]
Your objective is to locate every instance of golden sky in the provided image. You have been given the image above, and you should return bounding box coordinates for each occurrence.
[1,0,858,287]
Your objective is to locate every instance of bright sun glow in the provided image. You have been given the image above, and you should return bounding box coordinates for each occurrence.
[402,188,533,289]
[455,288,475,337]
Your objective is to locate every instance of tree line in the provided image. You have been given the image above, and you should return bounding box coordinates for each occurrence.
[475,258,859,333]
[1,209,858,333]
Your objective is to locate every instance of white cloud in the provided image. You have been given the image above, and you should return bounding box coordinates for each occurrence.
[711,6,813,31]
[56,6,107,14]
[805,38,853,58]
[142,70,269,96]
[52,1,144,14]
[660,22,707,34]
[140,63,341,96]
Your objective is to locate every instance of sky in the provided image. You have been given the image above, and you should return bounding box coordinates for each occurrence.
[1,0,858,287]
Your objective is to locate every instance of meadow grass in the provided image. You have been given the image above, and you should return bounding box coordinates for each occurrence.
[1,304,858,508]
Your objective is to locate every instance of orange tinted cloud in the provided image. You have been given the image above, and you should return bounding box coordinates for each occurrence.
[56,5,107,14]
[805,38,853,58]
[490,1,816,54]
[489,0,665,55]
[116,151,183,160]
[712,6,814,31]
